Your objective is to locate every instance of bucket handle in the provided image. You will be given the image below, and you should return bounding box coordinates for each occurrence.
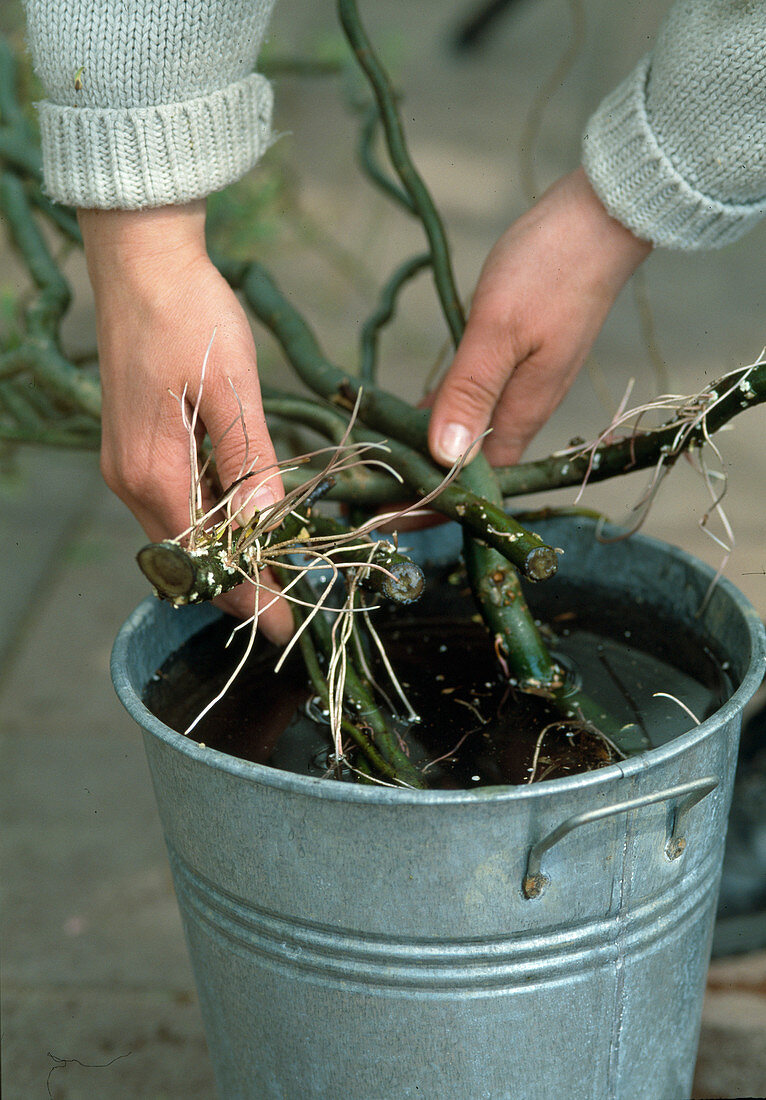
[522,775,719,899]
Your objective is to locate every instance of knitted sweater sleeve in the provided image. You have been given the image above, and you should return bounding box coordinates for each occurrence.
[22,0,277,209]
[582,0,766,250]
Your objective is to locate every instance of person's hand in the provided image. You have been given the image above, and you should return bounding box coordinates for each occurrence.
[79,201,293,642]
[428,167,652,468]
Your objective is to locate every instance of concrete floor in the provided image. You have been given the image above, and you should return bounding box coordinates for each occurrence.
[2,0,765,1096]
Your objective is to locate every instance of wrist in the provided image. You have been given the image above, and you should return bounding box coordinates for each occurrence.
[78,200,208,295]
[570,166,652,279]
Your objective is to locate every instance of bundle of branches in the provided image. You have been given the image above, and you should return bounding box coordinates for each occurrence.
[2,2,764,787]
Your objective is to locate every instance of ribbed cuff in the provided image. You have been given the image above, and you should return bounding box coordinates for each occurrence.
[582,56,765,251]
[37,73,274,210]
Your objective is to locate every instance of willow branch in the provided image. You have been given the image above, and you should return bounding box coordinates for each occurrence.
[0,339,101,422]
[137,509,425,606]
[29,188,82,244]
[261,387,351,445]
[358,104,415,214]
[0,127,43,178]
[263,364,766,507]
[338,0,465,347]
[497,362,766,498]
[463,535,648,754]
[294,511,426,604]
[288,573,425,787]
[370,434,558,579]
[463,536,561,689]
[0,39,29,132]
[281,463,406,504]
[238,258,432,449]
[336,0,541,689]
[0,166,100,425]
[0,171,70,333]
[274,566,409,783]
[360,251,431,382]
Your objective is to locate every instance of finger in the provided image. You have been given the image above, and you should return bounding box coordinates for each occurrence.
[101,420,218,545]
[197,336,284,524]
[196,337,295,640]
[105,374,293,641]
[133,463,294,643]
[132,483,295,644]
[482,351,585,467]
[427,305,525,467]
[215,567,294,645]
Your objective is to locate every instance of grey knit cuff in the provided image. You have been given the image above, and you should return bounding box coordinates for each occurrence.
[37,73,274,210]
[582,56,765,251]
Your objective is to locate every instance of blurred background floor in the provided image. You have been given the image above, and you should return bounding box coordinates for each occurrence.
[2,0,764,1095]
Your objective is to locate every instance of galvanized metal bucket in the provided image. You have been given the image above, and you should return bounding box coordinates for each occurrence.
[111,518,765,1100]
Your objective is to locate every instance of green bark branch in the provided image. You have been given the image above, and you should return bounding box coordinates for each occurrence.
[137,508,425,607]
[276,566,414,784]
[288,573,425,787]
[358,104,415,214]
[360,252,431,382]
[261,364,766,507]
[463,536,561,689]
[370,434,559,579]
[496,362,766,497]
[0,171,70,331]
[338,0,466,348]
[463,535,649,754]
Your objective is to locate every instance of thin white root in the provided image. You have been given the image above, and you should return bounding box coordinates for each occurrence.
[653,692,701,726]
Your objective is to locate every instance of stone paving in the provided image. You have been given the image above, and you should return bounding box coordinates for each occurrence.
[2,0,765,1096]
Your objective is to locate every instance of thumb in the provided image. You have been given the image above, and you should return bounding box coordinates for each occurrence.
[428,312,520,467]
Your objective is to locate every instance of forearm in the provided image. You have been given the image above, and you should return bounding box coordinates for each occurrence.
[22,0,277,209]
[583,0,766,250]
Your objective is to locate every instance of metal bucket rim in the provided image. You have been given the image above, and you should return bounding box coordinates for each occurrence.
[111,526,765,808]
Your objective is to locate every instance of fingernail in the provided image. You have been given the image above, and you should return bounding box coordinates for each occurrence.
[435,422,473,464]
[232,484,276,527]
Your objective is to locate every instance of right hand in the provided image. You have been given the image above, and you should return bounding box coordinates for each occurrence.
[428,168,652,469]
[79,201,294,642]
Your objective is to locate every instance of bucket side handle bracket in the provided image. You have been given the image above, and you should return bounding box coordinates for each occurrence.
[522,775,719,900]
